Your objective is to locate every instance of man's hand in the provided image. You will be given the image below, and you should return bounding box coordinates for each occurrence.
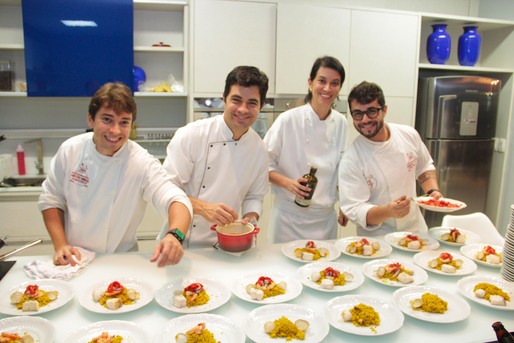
[338,209,349,226]
[388,195,411,219]
[200,202,238,226]
[53,245,81,266]
[150,234,184,267]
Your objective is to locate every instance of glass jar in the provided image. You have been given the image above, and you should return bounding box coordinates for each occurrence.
[0,60,13,91]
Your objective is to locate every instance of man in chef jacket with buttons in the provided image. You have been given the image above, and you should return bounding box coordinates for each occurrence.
[339,81,442,236]
[160,66,269,247]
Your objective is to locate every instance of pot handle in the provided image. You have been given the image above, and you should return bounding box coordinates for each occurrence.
[252,227,260,235]
[210,224,217,231]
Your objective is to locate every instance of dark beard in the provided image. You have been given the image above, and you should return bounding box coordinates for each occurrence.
[355,119,384,139]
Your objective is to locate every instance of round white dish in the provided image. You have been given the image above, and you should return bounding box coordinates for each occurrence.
[335,236,392,259]
[325,295,404,336]
[0,316,56,342]
[384,231,440,252]
[62,320,149,342]
[231,271,302,304]
[413,250,477,276]
[457,275,514,311]
[78,278,153,314]
[0,279,74,316]
[153,313,245,343]
[155,277,231,313]
[460,243,503,268]
[392,285,471,323]
[362,259,429,287]
[281,240,340,263]
[296,262,364,293]
[245,303,329,343]
[413,196,467,212]
[428,227,481,246]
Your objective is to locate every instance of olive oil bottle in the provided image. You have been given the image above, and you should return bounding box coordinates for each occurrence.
[492,322,514,342]
[294,166,318,207]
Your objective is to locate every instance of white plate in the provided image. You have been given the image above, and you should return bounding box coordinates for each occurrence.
[413,250,477,276]
[296,262,364,293]
[63,320,149,342]
[0,279,74,316]
[325,295,404,336]
[281,240,341,263]
[335,237,392,259]
[414,196,467,212]
[155,277,231,313]
[362,259,429,287]
[78,278,153,314]
[231,272,302,304]
[428,227,482,246]
[0,316,56,342]
[245,303,329,343]
[460,243,503,268]
[392,286,470,323]
[384,231,440,252]
[457,275,514,311]
[153,313,245,343]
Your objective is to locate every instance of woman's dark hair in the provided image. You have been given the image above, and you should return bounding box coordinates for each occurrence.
[347,81,386,108]
[305,56,346,103]
[223,66,269,108]
[88,82,137,121]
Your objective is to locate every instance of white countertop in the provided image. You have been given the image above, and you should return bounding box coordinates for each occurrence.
[0,241,511,343]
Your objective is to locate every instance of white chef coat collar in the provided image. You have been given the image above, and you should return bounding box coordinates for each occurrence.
[218,113,251,141]
[305,103,336,124]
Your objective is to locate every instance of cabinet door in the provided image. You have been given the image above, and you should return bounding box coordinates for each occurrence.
[193,0,276,95]
[275,3,351,95]
[349,10,419,97]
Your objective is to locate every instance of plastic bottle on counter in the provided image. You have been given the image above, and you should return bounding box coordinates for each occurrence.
[492,322,514,342]
[16,144,26,175]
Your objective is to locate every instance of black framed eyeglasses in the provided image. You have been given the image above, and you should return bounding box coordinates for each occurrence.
[350,107,383,120]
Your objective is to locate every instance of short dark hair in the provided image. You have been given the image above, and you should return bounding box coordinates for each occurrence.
[347,81,386,108]
[88,82,137,121]
[305,56,346,103]
[223,66,269,108]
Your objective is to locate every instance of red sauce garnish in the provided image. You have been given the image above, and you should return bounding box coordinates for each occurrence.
[184,283,204,293]
[24,285,39,298]
[306,241,316,248]
[324,267,340,278]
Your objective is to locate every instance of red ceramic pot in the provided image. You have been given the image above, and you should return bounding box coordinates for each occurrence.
[210,221,260,252]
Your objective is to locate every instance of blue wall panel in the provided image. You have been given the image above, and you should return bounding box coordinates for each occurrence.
[22,0,133,97]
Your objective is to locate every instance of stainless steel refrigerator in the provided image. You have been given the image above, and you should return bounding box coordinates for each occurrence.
[416,76,501,228]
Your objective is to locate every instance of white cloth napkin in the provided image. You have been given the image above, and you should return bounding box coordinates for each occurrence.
[23,247,96,280]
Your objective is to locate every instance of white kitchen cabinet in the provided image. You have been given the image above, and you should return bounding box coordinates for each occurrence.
[192,0,276,95]
[275,3,351,95]
[348,9,419,98]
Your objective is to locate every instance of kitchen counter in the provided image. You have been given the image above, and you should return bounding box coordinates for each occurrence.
[0,241,511,343]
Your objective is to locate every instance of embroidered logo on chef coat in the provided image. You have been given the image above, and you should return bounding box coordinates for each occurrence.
[406,152,417,172]
[70,162,89,187]
[366,175,377,189]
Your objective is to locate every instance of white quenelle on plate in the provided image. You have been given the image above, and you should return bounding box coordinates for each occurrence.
[245,303,329,343]
[325,295,404,336]
[155,277,231,313]
[428,227,481,246]
[0,279,74,316]
[413,196,467,212]
[296,262,364,293]
[231,272,302,304]
[362,259,428,287]
[335,236,392,259]
[63,320,150,342]
[392,285,471,323]
[281,240,341,263]
[413,250,477,276]
[384,231,440,252]
[457,275,514,311]
[78,278,153,314]
[0,316,56,342]
[460,243,503,268]
[154,313,245,343]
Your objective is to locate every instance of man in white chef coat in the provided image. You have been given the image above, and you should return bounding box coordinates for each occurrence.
[339,81,442,236]
[160,66,270,248]
[39,82,192,267]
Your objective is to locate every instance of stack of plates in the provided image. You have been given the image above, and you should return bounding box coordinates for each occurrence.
[501,205,514,282]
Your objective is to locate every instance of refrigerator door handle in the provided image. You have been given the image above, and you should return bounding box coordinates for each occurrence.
[438,94,457,117]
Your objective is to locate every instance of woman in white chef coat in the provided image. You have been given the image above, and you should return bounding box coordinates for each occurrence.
[338,81,442,236]
[263,56,349,243]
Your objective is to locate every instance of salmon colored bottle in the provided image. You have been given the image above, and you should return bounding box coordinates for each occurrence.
[16,144,26,175]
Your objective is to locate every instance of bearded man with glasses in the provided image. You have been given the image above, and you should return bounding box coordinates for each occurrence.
[338,81,442,236]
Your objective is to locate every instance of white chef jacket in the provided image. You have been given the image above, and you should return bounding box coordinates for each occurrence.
[161,115,269,247]
[38,132,192,253]
[264,103,348,243]
[339,123,435,236]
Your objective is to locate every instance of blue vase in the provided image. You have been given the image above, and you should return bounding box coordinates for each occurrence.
[427,24,451,64]
[458,26,481,66]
